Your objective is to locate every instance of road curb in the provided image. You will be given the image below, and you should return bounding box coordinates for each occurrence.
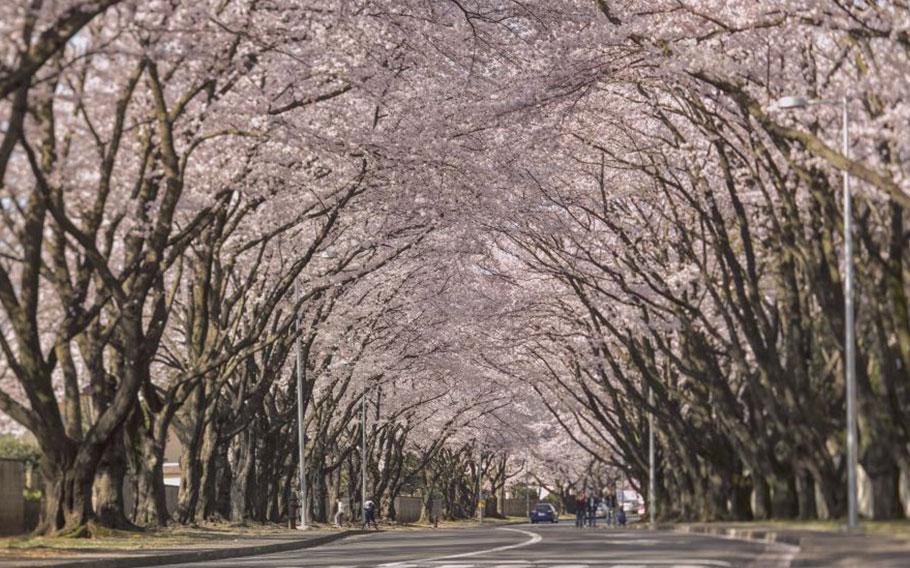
[671,525,802,549]
[39,530,367,568]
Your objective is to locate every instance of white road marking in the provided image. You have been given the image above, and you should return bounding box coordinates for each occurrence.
[601,538,662,545]
[408,561,728,567]
[402,561,728,567]
[432,527,543,561]
[605,565,716,568]
[379,528,543,567]
[623,562,729,567]
[600,562,730,567]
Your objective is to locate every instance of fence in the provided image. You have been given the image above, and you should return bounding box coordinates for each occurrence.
[0,459,26,535]
[0,458,180,535]
[500,498,541,517]
[393,496,441,523]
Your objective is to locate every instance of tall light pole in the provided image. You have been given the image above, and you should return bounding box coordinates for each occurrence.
[361,374,368,521]
[477,453,484,524]
[295,280,308,529]
[648,387,656,529]
[776,95,857,530]
[525,462,531,519]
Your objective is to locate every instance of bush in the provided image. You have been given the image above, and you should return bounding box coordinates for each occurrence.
[0,434,41,464]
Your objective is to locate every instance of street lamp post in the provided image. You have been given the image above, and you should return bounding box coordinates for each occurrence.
[362,375,368,522]
[776,95,857,530]
[477,456,484,524]
[648,387,657,529]
[295,280,308,529]
[525,464,531,519]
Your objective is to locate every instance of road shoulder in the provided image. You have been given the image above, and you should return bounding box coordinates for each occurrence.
[657,522,910,567]
[0,527,364,568]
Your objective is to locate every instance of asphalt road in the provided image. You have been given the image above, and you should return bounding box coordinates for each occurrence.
[157,523,798,568]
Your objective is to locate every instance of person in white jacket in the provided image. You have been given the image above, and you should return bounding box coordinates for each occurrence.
[334,498,348,527]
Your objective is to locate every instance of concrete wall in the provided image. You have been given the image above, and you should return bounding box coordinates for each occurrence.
[0,459,26,535]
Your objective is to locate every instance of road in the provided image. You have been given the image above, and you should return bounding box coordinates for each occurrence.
[157,523,798,568]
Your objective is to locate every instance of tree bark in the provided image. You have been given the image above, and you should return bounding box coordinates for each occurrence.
[93,426,134,530]
[132,428,169,527]
[229,429,254,524]
[863,443,902,520]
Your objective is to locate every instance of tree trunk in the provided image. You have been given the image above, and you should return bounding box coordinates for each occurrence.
[769,471,799,519]
[176,449,201,523]
[230,430,254,524]
[863,443,902,520]
[196,421,221,521]
[312,466,327,523]
[93,426,135,530]
[795,467,817,520]
[730,471,753,520]
[214,448,233,521]
[752,475,771,520]
[38,447,97,536]
[133,431,169,527]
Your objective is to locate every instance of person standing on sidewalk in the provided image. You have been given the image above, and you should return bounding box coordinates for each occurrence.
[586,494,599,528]
[604,491,616,527]
[363,498,379,530]
[574,492,586,528]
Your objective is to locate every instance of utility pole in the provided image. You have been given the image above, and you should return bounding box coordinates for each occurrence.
[648,387,657,529]
[842,96,858,532]
[525,464,530,519]
[361,375,368,521]
[295,280,308,529]
[774,94,858,531]
[477,451,483,523]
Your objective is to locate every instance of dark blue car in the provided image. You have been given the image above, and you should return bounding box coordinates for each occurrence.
[529,503,558,523]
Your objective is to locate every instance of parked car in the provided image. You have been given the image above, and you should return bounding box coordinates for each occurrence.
[620,499,644,518]
[529,502,559,523]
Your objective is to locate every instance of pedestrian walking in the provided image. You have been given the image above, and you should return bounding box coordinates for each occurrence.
[574,492,586,528]
[617,505,627,526]
[363,498,379,530]
[334,498,348,527]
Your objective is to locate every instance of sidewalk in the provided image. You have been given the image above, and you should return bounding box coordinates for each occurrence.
[0,525,363,568]
[669,522,910,567]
